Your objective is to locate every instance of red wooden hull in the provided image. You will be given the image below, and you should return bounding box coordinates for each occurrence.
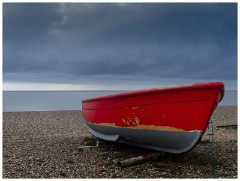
[82,82,224,153]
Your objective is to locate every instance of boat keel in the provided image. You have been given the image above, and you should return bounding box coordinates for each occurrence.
[86,123,203,154]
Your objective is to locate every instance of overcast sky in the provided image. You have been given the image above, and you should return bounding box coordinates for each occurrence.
[3,3,237,90]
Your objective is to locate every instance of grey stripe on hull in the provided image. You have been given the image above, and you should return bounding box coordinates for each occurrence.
[86,123,203,154]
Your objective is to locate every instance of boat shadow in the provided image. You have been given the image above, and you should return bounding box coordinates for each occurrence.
[93,137,215,168]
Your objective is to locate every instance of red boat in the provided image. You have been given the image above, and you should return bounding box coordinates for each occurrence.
[82,82,224,153]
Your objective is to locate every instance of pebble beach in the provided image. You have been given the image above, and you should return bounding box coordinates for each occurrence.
[3,106,237,178]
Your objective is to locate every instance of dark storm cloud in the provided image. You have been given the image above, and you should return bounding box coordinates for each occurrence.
[3,3,237,80]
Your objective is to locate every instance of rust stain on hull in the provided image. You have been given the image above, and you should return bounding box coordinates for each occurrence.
[87,122,199,132]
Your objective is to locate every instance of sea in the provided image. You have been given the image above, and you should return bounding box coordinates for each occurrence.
[3,90,237,112]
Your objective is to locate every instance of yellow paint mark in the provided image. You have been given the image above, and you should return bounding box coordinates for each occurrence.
[121,115,141,126]
[134,117,140,126]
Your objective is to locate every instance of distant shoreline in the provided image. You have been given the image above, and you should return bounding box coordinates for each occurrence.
[2,105,237,113]
[3,91,237,112]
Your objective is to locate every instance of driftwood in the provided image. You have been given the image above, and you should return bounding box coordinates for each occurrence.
[117,152,168,168]
[78,141,99,149]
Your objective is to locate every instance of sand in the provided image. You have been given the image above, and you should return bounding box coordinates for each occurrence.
[2,106,237,178]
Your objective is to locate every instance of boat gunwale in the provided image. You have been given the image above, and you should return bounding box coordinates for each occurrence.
[82,82,224,103]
